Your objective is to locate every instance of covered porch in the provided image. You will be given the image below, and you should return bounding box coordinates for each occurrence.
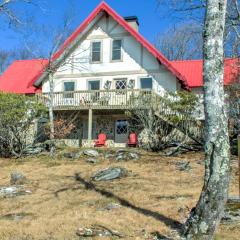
[54,110,131,148]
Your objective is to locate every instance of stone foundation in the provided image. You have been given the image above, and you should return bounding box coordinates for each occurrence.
[63,139,80,147]
[82,139,115,148]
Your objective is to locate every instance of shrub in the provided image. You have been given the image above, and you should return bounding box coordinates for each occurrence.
[0,92,47,157]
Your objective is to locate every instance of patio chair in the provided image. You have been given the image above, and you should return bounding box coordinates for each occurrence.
[94,133,107,147]
[127,132,138,147]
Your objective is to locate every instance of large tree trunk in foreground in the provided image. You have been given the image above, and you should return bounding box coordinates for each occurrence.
[183,0,230,239]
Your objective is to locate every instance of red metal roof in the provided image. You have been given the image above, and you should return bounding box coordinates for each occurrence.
[171,58,239,88]
[0,59,48,94]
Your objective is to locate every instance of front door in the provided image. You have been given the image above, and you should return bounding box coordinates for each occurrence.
[115,120,129,143]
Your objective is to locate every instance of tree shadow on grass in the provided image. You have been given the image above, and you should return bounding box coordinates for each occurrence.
[74,173,183,233]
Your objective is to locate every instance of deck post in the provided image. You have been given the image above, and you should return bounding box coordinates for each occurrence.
[88,108,93,141]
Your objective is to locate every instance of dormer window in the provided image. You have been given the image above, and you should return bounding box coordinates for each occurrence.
[112,39,122,61]
[91,41,102,63]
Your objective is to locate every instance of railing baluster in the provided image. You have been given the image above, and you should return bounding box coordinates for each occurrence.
[37,89,153,110]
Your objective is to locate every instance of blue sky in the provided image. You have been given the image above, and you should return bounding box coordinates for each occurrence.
[0,0,178,52]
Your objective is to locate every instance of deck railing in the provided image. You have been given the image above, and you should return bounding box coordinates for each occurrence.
[37,89,153,110]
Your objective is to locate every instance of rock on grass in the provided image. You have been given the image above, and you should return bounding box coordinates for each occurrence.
[92,167,128,181]
[84,149,99,157]
[10,172,27,185]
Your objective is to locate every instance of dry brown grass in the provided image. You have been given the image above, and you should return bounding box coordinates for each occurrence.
[0,150,239,240]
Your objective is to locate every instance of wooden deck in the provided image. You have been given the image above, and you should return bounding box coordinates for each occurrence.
[37,89,154,110]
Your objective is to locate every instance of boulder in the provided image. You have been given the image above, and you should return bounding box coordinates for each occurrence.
[116,149,128,155]
[23,146,43,155]
[63,151,83,159]
[115,151,140,161]
[86,158,99,164]
[128,152,140,160]
[92,167,127,181]
[99,203,121,211]
[84,149,99,157]
[0,186,18,197]
[104,152,115,159]
[115,154,128,161]
[10,172,27,185]
[76,225,122,238]
[0,186,31,198]
[222,199,240,224]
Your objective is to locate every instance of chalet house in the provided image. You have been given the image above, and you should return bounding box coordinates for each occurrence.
[0,2,238,147]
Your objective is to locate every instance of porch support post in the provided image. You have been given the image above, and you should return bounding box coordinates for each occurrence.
[88,108,93,141]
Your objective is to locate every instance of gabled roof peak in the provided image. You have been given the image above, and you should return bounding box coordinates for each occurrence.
[33,1,188,89]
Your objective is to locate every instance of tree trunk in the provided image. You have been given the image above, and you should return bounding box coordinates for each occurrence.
[48,72,55,156]
[183,0,230,239]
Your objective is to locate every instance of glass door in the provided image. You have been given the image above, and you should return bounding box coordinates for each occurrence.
[115,120,129,143]
[88,80,100,102]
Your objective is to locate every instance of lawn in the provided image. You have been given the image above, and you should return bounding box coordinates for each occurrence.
[0,149,239,240]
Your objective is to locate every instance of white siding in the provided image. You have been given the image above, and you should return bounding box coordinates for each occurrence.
[42,15,178,93]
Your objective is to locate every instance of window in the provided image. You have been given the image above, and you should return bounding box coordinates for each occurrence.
[140,77,153,89]
[64,82,75,91]
[91,41,102,63]
[116,120,128,135]
[115,78,127,90]
[112,39,122,61]
[88,80,100,101]
[63,81,75,98]
[88,80,100,90]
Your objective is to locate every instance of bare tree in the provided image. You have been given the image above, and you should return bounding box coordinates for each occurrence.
[0,0,38,73]
[24,7,91,155]
[0,46,35,74]
[0,0,36,25]
[157,0,240,57]
[183,1,230,239]
[155,23,203,60]
[0,50,12,74]
[156,0,206,23]
[37,16,75,155]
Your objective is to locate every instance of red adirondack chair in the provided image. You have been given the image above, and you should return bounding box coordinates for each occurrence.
[94,133,107,147]
[128,133,138,147]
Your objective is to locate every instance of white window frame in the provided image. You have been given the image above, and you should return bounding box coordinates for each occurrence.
[87,79,101,90]
[87,79,101,102]
[63,80,76,92]
[62,80,76,100]
[111,39,123,62]
[90,40,102,63]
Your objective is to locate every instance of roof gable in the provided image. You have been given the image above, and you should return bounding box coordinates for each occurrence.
[33,1,189,89]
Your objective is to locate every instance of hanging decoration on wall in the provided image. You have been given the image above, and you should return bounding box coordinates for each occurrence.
[128,79,135,89]
[104,80,112,90]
